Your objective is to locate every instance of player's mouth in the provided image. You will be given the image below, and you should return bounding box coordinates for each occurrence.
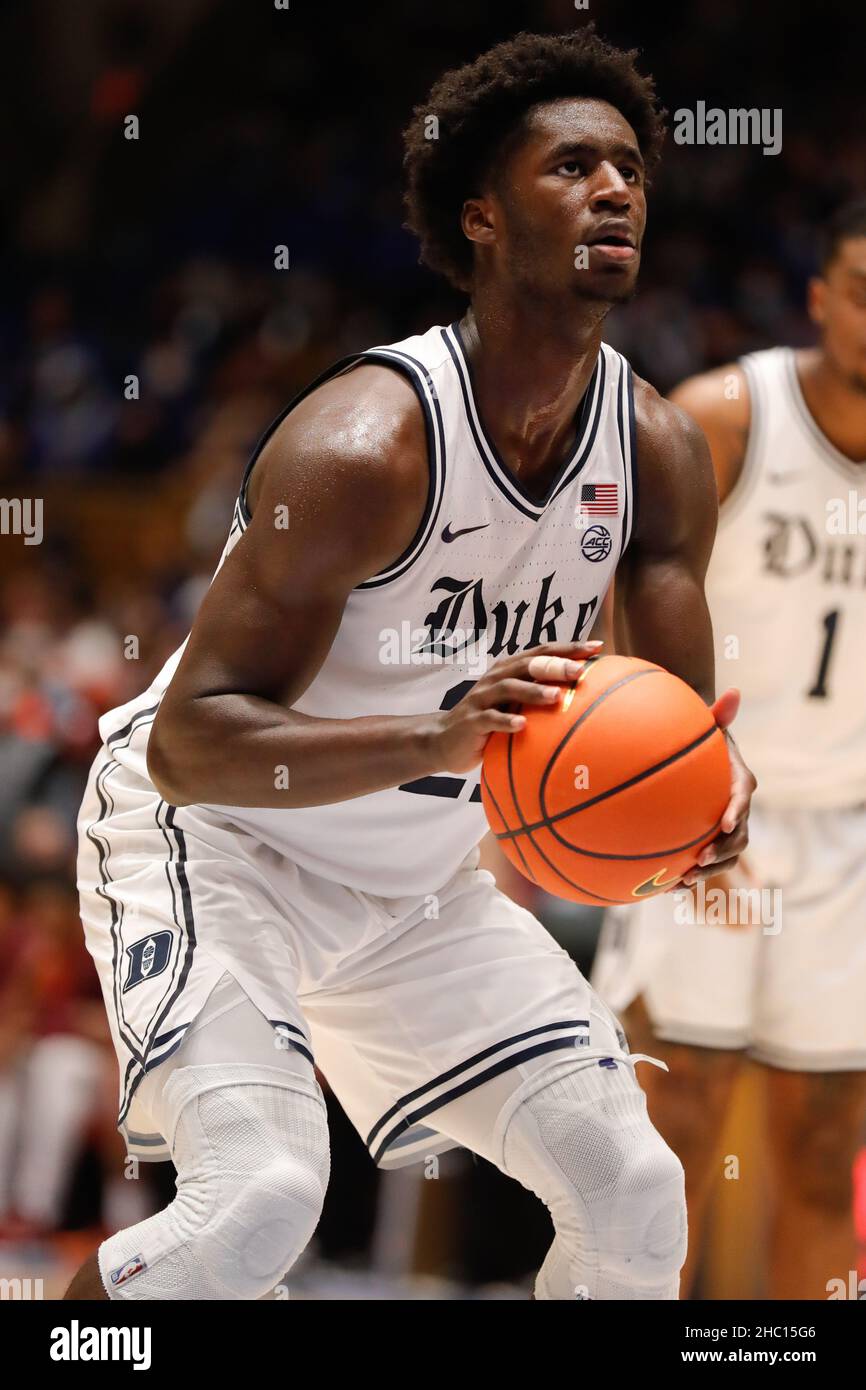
[587,224,638,262]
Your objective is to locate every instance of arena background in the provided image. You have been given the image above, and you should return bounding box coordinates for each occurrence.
[1,0,864,1299]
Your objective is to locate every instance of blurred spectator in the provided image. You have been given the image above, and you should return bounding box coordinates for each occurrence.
[0,878,151,1237]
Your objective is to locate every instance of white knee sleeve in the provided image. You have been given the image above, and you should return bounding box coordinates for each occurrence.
[99,1064,330,1300]
[502,1058,687,1300]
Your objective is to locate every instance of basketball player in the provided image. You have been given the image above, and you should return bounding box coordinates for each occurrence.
[593,198,866,1299]
[67,29,755,1301]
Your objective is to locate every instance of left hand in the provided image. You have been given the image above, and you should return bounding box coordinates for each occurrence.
[677,688,757,888]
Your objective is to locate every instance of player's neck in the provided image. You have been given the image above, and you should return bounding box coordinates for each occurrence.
[460,297,605,498]
[796,348,866,464]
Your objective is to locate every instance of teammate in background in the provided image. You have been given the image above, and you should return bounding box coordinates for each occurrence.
[594,198,866,1299]
[67,29,754,1302]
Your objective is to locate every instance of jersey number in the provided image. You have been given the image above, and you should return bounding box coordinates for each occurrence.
[807,609,840,700]
[399,679,479,799]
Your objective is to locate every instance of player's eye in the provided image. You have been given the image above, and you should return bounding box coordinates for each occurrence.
[556,159,585,177]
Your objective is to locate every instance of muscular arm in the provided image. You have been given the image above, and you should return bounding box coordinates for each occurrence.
[614,381,719,699]
[147,364,438,808]
[148,365,595,809]
[614,377,756,880]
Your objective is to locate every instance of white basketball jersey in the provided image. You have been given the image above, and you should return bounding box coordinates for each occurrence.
[707,347,866,809]
[99,322,638,895]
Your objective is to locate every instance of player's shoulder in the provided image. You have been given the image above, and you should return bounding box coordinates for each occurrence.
[628,373,717,545]
[631,372,714,464]
[249,360,429,517]
[282,361,427,466]
[666,361,751,433]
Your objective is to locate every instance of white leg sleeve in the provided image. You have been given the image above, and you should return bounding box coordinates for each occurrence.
[98,1062,330,1300]
[501,1058,687,1300]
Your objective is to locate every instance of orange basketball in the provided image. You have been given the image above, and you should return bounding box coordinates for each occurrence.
[481,654,730,906]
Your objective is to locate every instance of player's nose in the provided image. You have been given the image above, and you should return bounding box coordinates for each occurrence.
[588,161,633,207]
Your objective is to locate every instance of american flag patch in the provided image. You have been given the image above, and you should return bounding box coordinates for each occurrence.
[580,483,618,515]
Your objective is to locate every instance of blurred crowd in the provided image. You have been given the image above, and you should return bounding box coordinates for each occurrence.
[1,0,864,1286]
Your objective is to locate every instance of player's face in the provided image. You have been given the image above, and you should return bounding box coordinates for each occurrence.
[474,97,647,306]
[809,236,866,392]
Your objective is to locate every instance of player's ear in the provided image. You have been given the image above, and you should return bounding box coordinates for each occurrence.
[807,275,826,328]
[461,196,498,249]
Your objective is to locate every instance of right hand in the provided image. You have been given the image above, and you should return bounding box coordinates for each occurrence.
[430,640,604,774]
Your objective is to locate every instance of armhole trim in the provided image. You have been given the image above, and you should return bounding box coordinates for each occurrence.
[616,354,638,557]
[234,347,444,591]
[235,351,373,530]
[353,347,446,590]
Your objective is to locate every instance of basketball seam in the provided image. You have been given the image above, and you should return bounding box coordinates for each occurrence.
[481,764,538,885]
[492,677,624,904]
[537,666,661,824]
[497,722,724,846]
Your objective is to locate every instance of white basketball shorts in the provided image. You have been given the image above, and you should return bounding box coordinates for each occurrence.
[77,748,632,1168]
[592,801,866,1071]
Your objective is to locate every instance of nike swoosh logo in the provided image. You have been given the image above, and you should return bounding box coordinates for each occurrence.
[768,471,803,484]
[631,870,682,898]
[441,522,490,543]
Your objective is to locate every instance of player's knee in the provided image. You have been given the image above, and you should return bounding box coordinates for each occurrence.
[504,1063,687,1296]
[175,1148,328,1297]
[175,1076,330,1297]
[101,1067,330,1299]
[596,1128,687,1291]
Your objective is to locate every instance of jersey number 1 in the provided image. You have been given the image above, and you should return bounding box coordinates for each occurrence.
[807,608,840,700]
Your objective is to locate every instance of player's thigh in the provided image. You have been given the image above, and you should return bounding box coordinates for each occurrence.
[135,972,326,1143]
[763,1066,866,1207]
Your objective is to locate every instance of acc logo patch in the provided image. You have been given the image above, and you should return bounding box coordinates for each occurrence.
[580,525,612,563]
[123,931,173,991]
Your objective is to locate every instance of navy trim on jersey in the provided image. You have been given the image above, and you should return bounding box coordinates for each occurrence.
[366,1020,591,1165]
[86,760,147,1070]
[118,801,198,1127]
[105,704,160,753]
[233,347,447,591]
[616,355,638,556]
[235,352,377,528]
[124,1130,171,1149]
[354,347,446,589]
[442,322,605,520]
[398,773,484,802]
[269,1020,315,1068]
[627,359,638,545]
[398,773,467,797]
[142,1029,188,1073]
[548,348,608,505]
